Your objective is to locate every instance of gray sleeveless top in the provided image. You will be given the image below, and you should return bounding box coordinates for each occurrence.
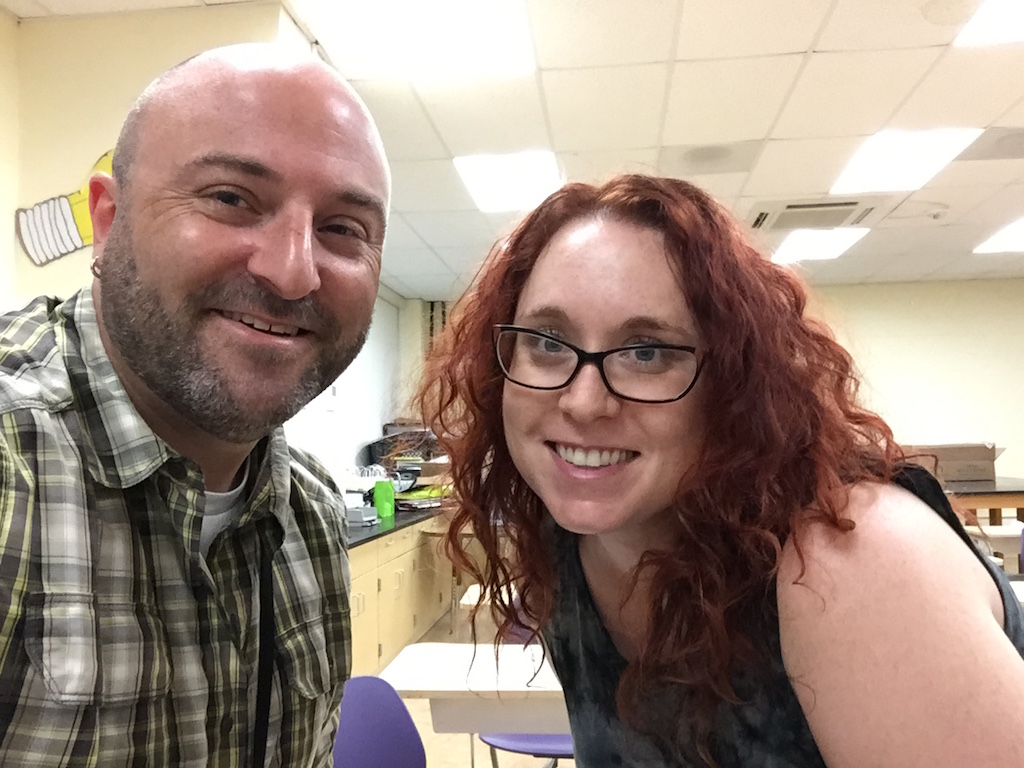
[542,466,1024,767]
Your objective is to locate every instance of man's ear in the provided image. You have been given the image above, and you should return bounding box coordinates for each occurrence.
[89,173,118,251]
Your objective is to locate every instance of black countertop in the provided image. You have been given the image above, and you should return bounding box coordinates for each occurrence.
[945,477,1024,495]
[347,507,440,548]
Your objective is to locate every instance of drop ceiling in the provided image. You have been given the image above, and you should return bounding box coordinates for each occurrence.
[4,0,1024,301]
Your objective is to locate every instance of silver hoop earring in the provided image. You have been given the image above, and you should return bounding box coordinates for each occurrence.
[90,258,101,279]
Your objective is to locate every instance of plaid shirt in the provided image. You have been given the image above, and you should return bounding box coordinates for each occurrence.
[0,290,352,767]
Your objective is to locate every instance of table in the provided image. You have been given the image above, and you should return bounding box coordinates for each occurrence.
[965,520,1024,575]
[379,642,570,735]
[947,477,1024,526]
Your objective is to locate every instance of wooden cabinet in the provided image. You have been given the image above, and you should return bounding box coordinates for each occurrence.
[350,570,380,675]
[349,518,450,675]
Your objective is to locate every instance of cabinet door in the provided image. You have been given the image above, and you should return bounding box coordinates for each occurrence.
[350,570,380,675]
[377,549,417,669]
[412,542,447,635]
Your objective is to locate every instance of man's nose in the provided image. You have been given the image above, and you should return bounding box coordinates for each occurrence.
[247,210,321,300]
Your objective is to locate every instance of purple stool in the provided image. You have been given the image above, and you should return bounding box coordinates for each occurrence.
[478,732,574,768]
[333,676,426,768]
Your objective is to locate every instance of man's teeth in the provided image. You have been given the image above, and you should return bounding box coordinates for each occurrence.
[555,445,633,467]
[225,311,300,337]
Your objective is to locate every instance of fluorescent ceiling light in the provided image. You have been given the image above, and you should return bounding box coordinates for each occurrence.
[321,0,535,82]
[454,150,563,213]
[974,216,1024,253]
[954,0,1024,47]
[830,128,983,194]
[772,228,869,265]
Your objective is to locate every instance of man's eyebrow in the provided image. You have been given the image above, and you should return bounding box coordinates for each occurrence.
[336,189,388,238]
[184,152,279,180]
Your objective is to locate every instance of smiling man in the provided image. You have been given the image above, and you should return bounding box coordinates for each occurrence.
[0,44,390,767]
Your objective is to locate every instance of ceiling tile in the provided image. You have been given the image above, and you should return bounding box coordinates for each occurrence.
[543,64,668,151]
[415,76,549,155]
[383,213,427,250]
[669,172,750,203]
[925,251,1024,281]
[528,0,680,68]
[379,275,418,300]
[658,140,763,176]
[432,246,490,277]
[957,183,1024,226]
[798,254,891,286]
[996,97,1024,127]
[484,211,526,239]
[662,55,802,145]
[772,49,939,139]
[926,158,1024,188]
[351,80,449,161]
[816,0,982,51]
[558,148,659,183]
[878,184,1006,229]
[41,0,199,12]
[381,246,453,276]
[389,160,477,212]
[890,46,1024,129]
[743,137,863,197]
[0,0,48,16]
[394,272,465,302]
[676,0,828,59]
[401,210,496,249]
[864,251,957,283]
[842,227,921,258]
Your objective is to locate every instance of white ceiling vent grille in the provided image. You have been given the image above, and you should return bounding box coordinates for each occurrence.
[747,197,895,231]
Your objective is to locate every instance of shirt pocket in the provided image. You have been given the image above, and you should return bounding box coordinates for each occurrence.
[275,614,337,700]
[23,592,172,706]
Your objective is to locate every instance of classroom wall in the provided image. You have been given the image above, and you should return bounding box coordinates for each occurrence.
[812,278,1024,478]
[9,1,282,306]
[285,295,402,477]
[0,10,18,311]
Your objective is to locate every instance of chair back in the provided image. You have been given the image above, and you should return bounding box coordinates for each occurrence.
[333,676,426,768]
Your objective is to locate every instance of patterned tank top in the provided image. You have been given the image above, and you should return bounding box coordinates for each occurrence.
[542,465,1024,767]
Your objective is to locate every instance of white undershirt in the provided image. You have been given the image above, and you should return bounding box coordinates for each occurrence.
[200,460,251,558]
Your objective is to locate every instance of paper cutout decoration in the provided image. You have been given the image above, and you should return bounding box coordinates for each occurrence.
[16,150,114,266]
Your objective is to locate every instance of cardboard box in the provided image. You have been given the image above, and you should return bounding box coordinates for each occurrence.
[903,443,1001,482]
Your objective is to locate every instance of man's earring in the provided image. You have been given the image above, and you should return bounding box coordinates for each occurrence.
[90,258,102,279]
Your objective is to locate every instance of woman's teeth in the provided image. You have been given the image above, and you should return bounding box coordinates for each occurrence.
[555,444,634,467]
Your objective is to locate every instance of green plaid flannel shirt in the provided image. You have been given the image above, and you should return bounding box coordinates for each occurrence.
[0,290,352,767]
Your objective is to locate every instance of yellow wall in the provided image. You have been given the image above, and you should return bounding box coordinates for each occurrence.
[812,278,1024,478]
[10,1,283,305]
[0,10,18,310]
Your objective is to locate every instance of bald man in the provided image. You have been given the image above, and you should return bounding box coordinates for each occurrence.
[0,44,390,766]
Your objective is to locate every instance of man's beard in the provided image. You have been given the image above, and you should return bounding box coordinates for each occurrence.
[98,217,368,444]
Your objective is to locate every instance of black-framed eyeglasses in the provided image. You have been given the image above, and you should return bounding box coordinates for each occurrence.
[493,325,704,404]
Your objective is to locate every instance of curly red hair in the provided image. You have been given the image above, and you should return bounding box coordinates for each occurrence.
[418,174,903,762]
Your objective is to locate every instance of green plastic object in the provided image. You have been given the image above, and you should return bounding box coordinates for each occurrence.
[373,480,395,520]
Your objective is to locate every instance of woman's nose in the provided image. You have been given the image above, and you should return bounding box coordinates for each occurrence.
[558,362,620,422]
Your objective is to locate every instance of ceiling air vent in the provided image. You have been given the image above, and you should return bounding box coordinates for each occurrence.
[747,198,889,231]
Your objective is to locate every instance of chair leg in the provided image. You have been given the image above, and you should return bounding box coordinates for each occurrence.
[488,744,500,768]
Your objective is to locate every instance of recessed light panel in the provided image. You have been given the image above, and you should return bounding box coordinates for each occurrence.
[772,228,869,264]
[453,151,563,212]
[974,216,1024,253]
[831,129,984,195]
[954,0,1024,47]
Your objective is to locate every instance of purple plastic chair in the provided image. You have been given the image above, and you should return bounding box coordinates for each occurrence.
[333,676,426,768]
[477,615,574,768]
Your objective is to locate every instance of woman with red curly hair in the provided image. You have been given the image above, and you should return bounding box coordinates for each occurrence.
[419,174,1024,767]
